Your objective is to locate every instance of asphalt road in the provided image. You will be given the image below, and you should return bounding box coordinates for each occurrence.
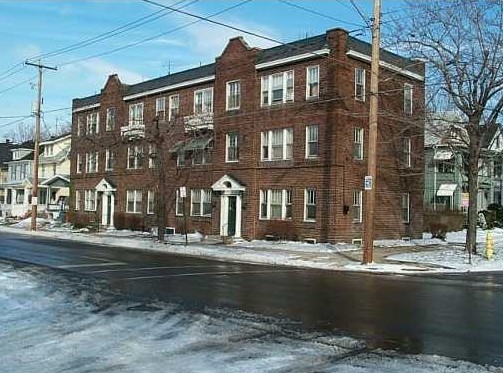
[1,232,502,367]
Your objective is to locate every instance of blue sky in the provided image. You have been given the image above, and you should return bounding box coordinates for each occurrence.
[0,0,404,141]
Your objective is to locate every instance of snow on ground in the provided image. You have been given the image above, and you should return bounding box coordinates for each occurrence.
[1,218,503,274]
[0,262,499,373]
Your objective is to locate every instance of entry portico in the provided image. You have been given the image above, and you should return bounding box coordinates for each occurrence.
[211,174,245,238]
[95,178,116,228]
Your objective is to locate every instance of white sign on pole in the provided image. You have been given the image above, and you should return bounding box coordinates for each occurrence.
[31,197,38,205]
[364,176,373,190]
[179,186,186,198]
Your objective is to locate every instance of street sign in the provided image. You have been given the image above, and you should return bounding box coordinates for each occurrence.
[364,176,373,190]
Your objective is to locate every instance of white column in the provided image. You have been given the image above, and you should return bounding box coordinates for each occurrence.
[235,195,242,238]
[101,192,107,226]
[110,193,115,228]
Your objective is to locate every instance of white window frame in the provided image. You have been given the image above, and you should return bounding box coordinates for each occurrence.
[259,189,292,220]
[177,151,185,167]
[86,151,98,173]
[155,97,166,121]
[75,190,81,211]
[129,102,144,126]
[86,112,99,135]
[127,145,143,169]
[226,132,239,162]
[147,190,155,215]
[105,149,114,171]
[194,88,213,115]
[261,70,294,106]
[304,188,316,222]
[76,153,83,173]
[353,190,362,223]
[355,68,365,101]
[306,65,319,99]
[84,189,97,211]
[106,107,116,131]
[403,137,411,168]
[190,189,212,217]
[261,128,293,161]
[354,128,364,160]
[148,144,156,169]
[404,84,413,115]
[77,116,84,136]
[168,94,179,121]
[175,189,184,216]
[126,189,142,214]
[305,125,318,158]
[226,80,241,110]
[402,193,410,223]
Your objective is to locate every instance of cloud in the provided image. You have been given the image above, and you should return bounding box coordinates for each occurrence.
[70,58,144,85]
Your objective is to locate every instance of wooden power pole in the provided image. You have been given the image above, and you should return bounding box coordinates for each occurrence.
[25,61,57,231]
[362,0,381,264]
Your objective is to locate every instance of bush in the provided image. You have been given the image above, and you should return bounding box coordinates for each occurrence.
[487,204,503,227]
[429,222,447,240]
[114,212,126,230]
[264,220,297,241]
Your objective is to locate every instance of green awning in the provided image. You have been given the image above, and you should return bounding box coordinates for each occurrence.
[170,137,213,153]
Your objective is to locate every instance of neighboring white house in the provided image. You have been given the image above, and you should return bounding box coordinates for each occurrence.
[0,134,71,219]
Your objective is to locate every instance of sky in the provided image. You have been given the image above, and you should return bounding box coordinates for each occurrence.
[0,0,405,141]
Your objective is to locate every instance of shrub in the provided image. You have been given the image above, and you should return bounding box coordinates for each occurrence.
[114,212,126,230]
[429,222,447,241]
[264,220,297,241]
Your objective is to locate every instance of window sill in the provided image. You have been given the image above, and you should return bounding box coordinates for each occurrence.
[303,219,316,223]
[305,96,319,101]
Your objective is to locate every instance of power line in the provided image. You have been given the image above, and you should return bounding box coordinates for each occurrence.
[0,75,37,97]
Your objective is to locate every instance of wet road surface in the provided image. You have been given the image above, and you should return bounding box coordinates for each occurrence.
[0,232,502,367]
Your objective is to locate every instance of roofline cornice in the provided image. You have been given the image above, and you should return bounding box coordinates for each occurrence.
[72,103,100,113]
[255,48,330,70]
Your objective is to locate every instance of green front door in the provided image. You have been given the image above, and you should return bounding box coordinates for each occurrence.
[227,196,237,236]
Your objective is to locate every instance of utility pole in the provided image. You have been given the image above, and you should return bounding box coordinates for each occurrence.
[362,0,381,264]
[25,61,57,231]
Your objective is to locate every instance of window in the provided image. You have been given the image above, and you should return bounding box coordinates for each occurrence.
[156,97,166,121]
[105,149,115,171]
[404,84,413,115]
[402,193,410,223]
[148,144,156,168]
[355,68,365,101]
[126,189,142,213]
[127,145,143,169]
[169,94,179,121]
[259,189,292,220]
[226,81,241,110]
[403,137,411,167]
[147,190,155,214]
[261,70,294,106]
[261,128,293,161]
[75,190,81,211]
[84,190,97,211]
[86,112,99,135]
[191,189,212,217]
[354,128,364,160]
[86,151,98,173]
[129,102,144,126]
[175,188,184,216]
[76,154,83,173]
[304,188,316,221]
[306,66,319,99]
[305,125,318,158]
[194,88,213,115]
[192,147,212,165]
[226,132,239,162]
[106,107,116,131]
[177,151,185,167]
[437,161,454,173]
[77,116,84,136]
[353,190,362,222]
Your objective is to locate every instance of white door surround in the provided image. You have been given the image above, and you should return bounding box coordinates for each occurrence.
[211,175,245,238]
[95,178,116,228]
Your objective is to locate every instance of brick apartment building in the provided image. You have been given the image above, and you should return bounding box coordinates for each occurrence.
[70,28,425,244]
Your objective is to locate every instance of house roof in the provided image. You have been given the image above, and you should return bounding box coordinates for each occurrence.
[0,141,14,169]
[73,29,422,110]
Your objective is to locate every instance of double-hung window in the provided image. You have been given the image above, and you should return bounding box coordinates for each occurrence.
[261,128,293,161]
[106,107,116,131]
[191,189,212,217]
[126,189,142,213]
[353,190,362,222]
[305,125,318,158]
[148,144,156,169]
[404,84,413,115]
[77,116,84,136]
[127,145,143,169]
[105,149,115,171]
[226,132,239,162]
[194,88,213,115]
[156,97,166,121]
[86,151,98,173]
[86,112,99,135]
[355,68,365,101]
[147,190,155,215]
[168,94,179,121]
[306,66,319,99]
[259,189,292,220]
[129,102,144,126]
[76,154,83,173]
[354,128,364,160]
[261,70,294,106]
[402,193,410,223]
[403,137,411,167]
[175,188,184,216]
[304,188,316,221]
[84,190,97,211]
[226,80,241,110]
[75,190,81,211]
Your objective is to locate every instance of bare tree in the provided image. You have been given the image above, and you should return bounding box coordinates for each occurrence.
[6,121,35,143]
[390,0,503,262]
